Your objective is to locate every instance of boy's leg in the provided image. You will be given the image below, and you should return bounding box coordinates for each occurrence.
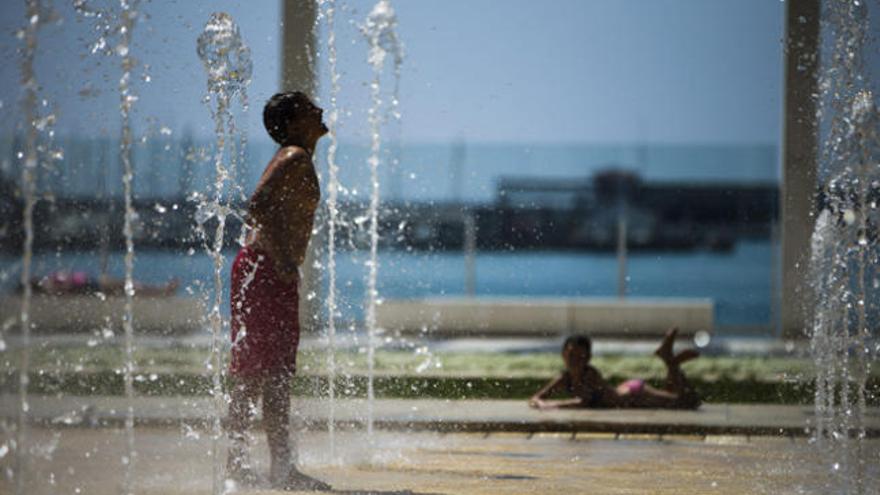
[662,357,701,409]
[227,375,261,483]
[264,371,332,491]
[631,384,682,408]
[654,327,678,363]
[263,371,294,484]
[654,329,699,398]
[663,359,687,394]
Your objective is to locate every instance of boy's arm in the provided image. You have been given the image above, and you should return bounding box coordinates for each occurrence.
[542,367,606,409]
[538,398,588,409]
[248,147,313,224]
[529,374,571,408]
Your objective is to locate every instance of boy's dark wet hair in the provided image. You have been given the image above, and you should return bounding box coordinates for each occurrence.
[563,335,592,354]
[263,91,313,144]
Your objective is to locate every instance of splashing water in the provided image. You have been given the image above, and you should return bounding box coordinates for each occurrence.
[116,2,142,493]
[11,2,64,492]
[198,13,253,99]
[319,0,342,461]
[361,0,403,439]
[14,3,41,493]
[809,1,879,492]
[71,1,142,491]
[196,12,252,495]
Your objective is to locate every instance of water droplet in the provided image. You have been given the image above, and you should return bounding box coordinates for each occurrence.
[34,114,56,131]
[91,37,106,54]
[694,330,711,348]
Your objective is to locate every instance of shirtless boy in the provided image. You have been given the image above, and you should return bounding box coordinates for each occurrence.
[226,91,330,491]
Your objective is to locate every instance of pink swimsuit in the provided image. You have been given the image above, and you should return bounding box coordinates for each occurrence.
[620,379,645,395]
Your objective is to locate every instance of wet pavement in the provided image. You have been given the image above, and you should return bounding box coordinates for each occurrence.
[1,426,875,494]
[6,395,878,437]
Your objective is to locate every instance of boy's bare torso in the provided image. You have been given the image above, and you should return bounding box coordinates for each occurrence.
[248,146,320,281]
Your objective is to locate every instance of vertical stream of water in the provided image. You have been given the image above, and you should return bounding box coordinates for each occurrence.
[361,0,402,439]
[15,1,41,493]
[196,13,252,495]
[320,0,342,460]
[70,1,142,491]
[116,2,141,493]
[810,1,879,492]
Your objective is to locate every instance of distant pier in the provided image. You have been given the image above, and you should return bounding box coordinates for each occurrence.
[0,169,779,254]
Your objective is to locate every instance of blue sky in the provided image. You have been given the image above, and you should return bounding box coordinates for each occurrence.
[0,0,789,146]
[345,0,785,144]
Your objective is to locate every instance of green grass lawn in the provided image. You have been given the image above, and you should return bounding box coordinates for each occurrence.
[4,343,876,404]
[2,343,822,382]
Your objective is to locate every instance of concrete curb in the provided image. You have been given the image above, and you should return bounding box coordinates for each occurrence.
[3,396,878,438]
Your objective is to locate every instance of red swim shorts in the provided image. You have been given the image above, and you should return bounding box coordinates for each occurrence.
[229,246,300,376]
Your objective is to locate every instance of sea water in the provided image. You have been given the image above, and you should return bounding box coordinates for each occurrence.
[1,240,775,332]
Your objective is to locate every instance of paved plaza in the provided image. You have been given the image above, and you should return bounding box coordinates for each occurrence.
[1,396,879,494]
[3,395,879,437]
[1,426,876,494]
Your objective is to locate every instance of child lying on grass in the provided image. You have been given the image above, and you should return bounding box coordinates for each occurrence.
[529,329,701,410]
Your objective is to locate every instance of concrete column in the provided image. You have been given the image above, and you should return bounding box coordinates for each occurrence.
[781,0,820,338]
[281,0,317,96]
[463,212,476,296]
[281,0,321,334]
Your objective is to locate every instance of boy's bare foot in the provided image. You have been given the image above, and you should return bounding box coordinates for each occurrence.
[274,467,332,492]
[674,349,700,365]
[654,327,678,364]
[226,463,260,488]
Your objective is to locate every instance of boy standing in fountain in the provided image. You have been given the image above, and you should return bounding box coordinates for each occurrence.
[226,91,331,491]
